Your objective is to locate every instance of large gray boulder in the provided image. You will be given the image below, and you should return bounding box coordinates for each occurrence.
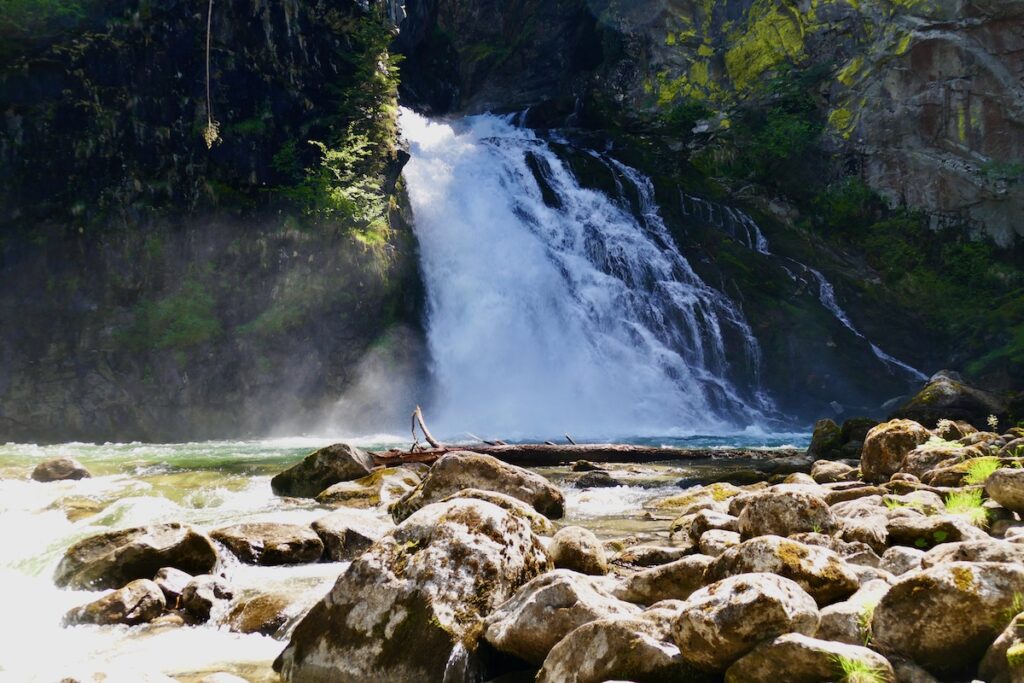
[860,419,931,483]
[270,443,375,498]
[537,606,709,683]
[54,523,218,590]
[211,523,324,565]
[988,468,1024,514]
[389,451,564,521]
[548,526,607,575]
[63,579,165,626]
[311,513,390,562]
[31,457,91,482]
[672,572,819,672]
[483,569,639,665]
[892,373,1008,430]
[737,488,835,538]
[614,554,713,605]
[921,540,1024,568]
[439,488,556,535]
[705,535,859,606]
[315,467,422,508]
[815,579,891,645]
[872,561,1024,677]
[724,633,894,683]
[274,499,550,682]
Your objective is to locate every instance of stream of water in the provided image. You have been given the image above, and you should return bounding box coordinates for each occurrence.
[0,433,806,682]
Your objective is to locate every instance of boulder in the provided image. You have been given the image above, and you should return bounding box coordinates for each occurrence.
[885,514,989,550]
[824,485,886,505]
[483,569,639,665]
[31,457,91,482]
[614,554,713,605]
[548,526,607,575]
[921,540,1024,568]
[737,488,835,538]
[698,529,740,557]
[181,575,234,622]
[683,508,734,539]
[705,535,859,606]
[389,451,564,522]
[880,546,924,576]
[270,442,375,498]
[211,523,324,565]
[872,561,1024,676]
[611,544,692,567]
[988,468,1024,514]
[724,633,894,683]
[810,459,856,484]
[842,418,880,444]
[311,513,388,562]
[537,608,707,683]
[644,482,743,514]
[54,523,218,590]
[807,419,843,458]
[573,470,622,488]
[437,488,555,535]
[226,592,293,636]
[63,579,165,626]
[815,579,891,645]
[900,444,964,479]
[315,467,422,508]
[153,566,192,605]
[979,613,1024,683]
[672,573,819,671]
[274,499,550,682]
[861,419,931,483]
[891,373,1007,430]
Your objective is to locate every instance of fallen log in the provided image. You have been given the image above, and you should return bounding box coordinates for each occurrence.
[371,443,803,468]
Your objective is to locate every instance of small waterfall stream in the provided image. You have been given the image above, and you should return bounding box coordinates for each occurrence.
[400,109,772,438]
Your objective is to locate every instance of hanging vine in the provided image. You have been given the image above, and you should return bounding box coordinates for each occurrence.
[201,0,220,148]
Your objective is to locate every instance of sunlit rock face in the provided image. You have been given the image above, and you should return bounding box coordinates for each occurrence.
[398,0,1024,244]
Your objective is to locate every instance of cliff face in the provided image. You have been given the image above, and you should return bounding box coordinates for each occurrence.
[0,0,424,442]
[397,0,1024,404]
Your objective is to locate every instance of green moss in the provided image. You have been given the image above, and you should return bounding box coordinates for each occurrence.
[723,1,807,92]
[116,278,221,352]
[1007,642,1024,669]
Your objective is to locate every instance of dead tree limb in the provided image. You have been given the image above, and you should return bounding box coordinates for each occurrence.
[412,405,442,449]
[565,433,577,445]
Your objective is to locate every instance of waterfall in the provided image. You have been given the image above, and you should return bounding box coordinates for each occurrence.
[680,192,927,381]
[400,109,772,438]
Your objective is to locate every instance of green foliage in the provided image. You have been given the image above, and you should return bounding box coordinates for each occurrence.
[944,488,989,527]
[0,0,86,39]
[857,601,877,645]
[660,98,712,134]
[118,280,221,352]
[964,456,1001,485]
[280,9,399,244]
[981,160,1024,183]
[832,654,887,683]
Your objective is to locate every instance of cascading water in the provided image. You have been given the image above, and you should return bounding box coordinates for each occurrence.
[680,192,927,381]
[400,109,772,438]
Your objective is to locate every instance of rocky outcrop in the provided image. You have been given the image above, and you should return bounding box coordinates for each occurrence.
[389,451,565,521]
[54,523,218,590]
[311,513,389,562]
[63,579,166,626]
[893,373,1009,429]
[673,573,820,672]
[273,498,549,682]
[537,607,707,683]
[547,526,608,575]
[861,420,932,483]
[871,561,1024,676]
[30,457,91,482]
[724,633,894,683]
[271,444,376,498]
[483,569,639,665]
[211,523,324,566]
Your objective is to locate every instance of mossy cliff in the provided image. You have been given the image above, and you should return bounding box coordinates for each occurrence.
[397,0,1024,406]
[0,0,423,441]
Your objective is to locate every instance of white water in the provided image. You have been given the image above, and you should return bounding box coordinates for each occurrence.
[401,109,772,439]
[680,192,927,381]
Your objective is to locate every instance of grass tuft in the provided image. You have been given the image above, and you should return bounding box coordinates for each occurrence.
[944,488,989,527]
[964,457,1001,485]
[833,654,888,683]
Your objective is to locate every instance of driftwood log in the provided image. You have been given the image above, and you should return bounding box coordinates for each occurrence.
[370,443,803,468]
